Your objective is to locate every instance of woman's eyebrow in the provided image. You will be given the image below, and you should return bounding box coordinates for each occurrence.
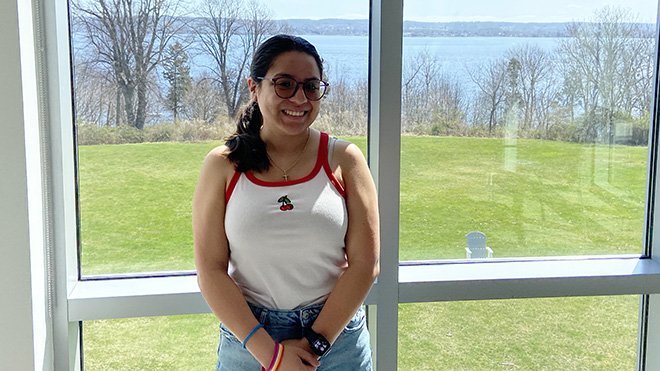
[272,72,321,81]
[272,73,294,78]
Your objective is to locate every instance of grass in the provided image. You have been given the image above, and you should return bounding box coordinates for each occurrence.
[398,296,638,370]
[78,142,215,274]
[83,315,219,370]
[398,136,645,259]
[79,136,645,370]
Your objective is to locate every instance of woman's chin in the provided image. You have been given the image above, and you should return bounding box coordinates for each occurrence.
[278,113,314,132]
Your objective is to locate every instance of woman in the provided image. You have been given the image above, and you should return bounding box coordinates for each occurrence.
[193,34,379,371]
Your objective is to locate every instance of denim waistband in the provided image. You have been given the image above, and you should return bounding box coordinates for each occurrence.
[248,302,324,329]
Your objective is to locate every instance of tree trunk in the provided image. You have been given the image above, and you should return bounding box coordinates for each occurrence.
[115,87,122,127]
[122,84,136,128]
[135,79,148,130]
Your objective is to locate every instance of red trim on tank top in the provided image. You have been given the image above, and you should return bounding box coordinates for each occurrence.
[225,170,241,204]
[321,135,347,198]
[237,132,346,198]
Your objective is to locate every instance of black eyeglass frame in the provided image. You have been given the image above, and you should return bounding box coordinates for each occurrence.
[256,76,329,101]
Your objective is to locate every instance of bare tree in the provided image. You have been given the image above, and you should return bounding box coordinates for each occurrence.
[71,0,184,129]
[243,0,279,56]
[558,6,653,141]
[72,60,120,126]
[402,49,441,132]
[195,0,243,118]
[320,73,369,135]
[195,0,280,118]
[467,59,508,135]
[623,26,655,117]
[430,77,467,136]
[186,74,225,123]
[505,45,557,132]
[401,50,467,135]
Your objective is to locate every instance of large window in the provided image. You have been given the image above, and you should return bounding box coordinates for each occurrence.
[400,0,658,261]
[68,0,371,367]
[70,0,369,276]
[19,0,660,370]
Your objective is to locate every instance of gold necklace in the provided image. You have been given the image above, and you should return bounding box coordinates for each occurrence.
[266,130,311,181]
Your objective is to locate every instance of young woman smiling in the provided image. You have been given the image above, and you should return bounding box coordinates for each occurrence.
[193,34,379,371]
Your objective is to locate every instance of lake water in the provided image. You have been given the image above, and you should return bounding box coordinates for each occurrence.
[182,34,562,96]
[299,35,561,84]
[167,34,561,114]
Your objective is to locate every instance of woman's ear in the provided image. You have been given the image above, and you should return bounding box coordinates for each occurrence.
[247,77,258,101]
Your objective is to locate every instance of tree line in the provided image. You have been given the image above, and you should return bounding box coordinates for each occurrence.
[71,0,285,130]
[71,2,655,145]
[402,7,654,145]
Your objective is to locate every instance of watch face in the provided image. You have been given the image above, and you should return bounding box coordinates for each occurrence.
[312,338,329,353]
[306,328,331,356]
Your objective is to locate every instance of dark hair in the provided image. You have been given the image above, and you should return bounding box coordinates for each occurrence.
[225,34,324,172]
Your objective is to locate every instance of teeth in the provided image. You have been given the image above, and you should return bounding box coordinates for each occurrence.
[284,110,305,117]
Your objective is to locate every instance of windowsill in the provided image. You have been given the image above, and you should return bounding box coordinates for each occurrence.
[400,255,660,302]
[68,255,660,321]
[68,274,209,321]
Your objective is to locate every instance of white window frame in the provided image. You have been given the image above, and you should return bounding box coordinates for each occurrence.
[22,0,660,369]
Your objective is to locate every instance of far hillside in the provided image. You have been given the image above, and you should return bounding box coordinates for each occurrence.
[279,18,654,37]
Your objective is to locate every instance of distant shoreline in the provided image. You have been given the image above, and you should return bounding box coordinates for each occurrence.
[276,19,655,38]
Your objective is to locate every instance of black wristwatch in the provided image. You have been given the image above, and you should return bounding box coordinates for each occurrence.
[303,327,332,357]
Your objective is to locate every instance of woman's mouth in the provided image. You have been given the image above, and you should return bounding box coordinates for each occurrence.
[283,109,306,117]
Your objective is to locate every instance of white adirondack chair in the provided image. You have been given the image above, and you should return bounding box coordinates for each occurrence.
[465,231,493,259]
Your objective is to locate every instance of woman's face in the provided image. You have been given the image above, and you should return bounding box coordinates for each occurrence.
[249,51,322,137]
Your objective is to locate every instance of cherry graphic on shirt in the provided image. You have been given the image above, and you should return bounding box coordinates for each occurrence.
[277,195,294,211]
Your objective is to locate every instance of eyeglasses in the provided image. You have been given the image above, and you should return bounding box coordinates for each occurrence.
[257,76,329,101]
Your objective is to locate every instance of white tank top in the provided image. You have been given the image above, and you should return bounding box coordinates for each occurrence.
[224,132,348,309]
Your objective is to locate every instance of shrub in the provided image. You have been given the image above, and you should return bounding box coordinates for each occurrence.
[144,125,173,142]
[174,120,229,142]
[429,119,468,137]
[76,120,232,145]
[115,126,144,143]
[628,115,650,146]
[76,124,117,145]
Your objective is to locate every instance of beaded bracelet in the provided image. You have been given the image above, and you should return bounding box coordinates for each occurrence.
[242,323,263,349]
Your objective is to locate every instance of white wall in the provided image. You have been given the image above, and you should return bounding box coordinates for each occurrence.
[0,0,50,369]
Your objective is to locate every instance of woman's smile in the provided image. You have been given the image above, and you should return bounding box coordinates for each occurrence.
[282,109,306,117]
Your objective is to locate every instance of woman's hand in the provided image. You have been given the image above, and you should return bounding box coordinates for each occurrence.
[281,338,315,356]
[278,342,320,370]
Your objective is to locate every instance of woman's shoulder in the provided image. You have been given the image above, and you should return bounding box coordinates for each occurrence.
[206,144,231,160]
[329,137,366,170]
[200,145,235,182]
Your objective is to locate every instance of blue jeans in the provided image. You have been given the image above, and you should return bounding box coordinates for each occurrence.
[216,302,372,370]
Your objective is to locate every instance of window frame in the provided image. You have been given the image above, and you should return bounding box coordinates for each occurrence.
[36,0,660,369]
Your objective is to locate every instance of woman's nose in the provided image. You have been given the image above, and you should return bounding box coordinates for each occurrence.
[289,85,308,104]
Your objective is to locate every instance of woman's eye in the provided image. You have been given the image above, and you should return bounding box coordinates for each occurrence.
[277,80,294,89]
[304,82,319,91]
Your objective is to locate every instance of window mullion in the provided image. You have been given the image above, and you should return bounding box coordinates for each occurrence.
[44,0,81,369]
[639,3,660,369]
[368,0,403,370]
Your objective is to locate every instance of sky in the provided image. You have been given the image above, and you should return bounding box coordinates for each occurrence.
[263,0,658,23]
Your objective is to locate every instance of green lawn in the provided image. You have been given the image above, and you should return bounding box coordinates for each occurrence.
[80,137,645,370]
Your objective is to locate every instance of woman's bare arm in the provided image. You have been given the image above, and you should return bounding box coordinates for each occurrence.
[309,141,380,343]
[193,148,318,369]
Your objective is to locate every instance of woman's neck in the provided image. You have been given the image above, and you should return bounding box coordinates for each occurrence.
[261,127,313,155]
